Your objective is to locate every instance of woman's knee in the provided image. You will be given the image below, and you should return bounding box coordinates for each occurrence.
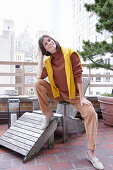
[88,107,97,120]
[34,79,44,89]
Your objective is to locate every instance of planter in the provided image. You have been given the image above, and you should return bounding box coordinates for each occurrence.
[98,96,113,126]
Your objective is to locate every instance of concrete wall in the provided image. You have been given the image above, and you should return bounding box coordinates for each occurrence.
[0,96,101,125]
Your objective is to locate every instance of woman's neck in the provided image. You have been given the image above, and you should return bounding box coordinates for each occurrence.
[52,48,62,58]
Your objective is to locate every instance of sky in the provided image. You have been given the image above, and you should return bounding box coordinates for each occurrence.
[0,0,73,46]
[0,0,53,37]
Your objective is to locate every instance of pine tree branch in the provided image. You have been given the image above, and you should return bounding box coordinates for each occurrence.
[79,0,113,71]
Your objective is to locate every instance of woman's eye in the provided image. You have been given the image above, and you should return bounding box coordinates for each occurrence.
[48,39,51,42]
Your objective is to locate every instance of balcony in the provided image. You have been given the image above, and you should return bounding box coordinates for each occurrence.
[0,61,113,169]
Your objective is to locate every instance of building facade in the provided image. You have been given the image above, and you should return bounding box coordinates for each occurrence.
[15,28,37,95]
[0,19,15,94]
[72,0,113,96]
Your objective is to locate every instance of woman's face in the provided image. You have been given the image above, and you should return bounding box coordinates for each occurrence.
[42,37,57,54]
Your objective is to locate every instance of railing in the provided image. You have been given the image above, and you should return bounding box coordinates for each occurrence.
[0,61,113,96]
[0,61,37,95]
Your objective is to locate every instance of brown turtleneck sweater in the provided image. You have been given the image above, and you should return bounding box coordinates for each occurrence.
[41,49,82,95]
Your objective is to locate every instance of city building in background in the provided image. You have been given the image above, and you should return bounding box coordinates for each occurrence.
[15,27,37,95]
[0,19,15,94]
[15,28,53,95]
[73,0,113,96]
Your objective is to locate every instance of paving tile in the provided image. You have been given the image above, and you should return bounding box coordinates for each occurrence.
[97,131,105,135]
[101,138,113,143]
[0,160,12,169]
[12,157,35,168]
[102,165,113,170]
[0,146,12,154]
[69,140,85,146]
[0,152,22,160]
[88,167,99,170]
[7,167,24,170]
[96,135,104,139]
[63,147,87,156]
[103,134,113,138]
[56,153,79,162]
[45,148,63,155]
[103,126,113,131]
[101,144,113,149]
[71,136,87,141]
[74,158,92,169]
[25,164,49,170]
[102,131,113,135]
[54,143,69,148]
[63,147,81,154]
[50,161,74,170]
[0,132,6,137]
[96,138,113,144]
[36,155,58,164]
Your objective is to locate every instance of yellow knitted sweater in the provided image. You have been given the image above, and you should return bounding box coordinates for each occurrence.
[44,46,82,99]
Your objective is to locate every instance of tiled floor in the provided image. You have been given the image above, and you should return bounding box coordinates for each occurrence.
[0,119,113,170]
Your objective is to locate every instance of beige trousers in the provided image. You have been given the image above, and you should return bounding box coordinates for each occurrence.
[35,79,98,151]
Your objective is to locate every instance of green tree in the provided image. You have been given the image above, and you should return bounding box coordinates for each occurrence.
[79,0,113,70]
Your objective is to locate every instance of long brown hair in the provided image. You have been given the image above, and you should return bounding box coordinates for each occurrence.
[38,35,61,56]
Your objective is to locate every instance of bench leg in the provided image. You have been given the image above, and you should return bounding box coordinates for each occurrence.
[62,104,68,143]
[48,133,54,149]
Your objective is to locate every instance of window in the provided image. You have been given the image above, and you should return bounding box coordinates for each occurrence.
[96,92,100,95]
[90,91,93,95]
[96,33,102,42]
[79,3,82,12]
[96,77,101,82]
[89,26,95,36]
[90,77,93,82]
[104,72,110,82]
[89,15,94,25]
[104,58,110,64]
[79,34,83,44]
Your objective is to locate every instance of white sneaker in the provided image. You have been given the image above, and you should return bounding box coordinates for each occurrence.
[40,116,50,129]
[86,152,104,170]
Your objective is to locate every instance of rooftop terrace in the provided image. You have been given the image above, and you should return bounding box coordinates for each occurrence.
[0,61,113,169]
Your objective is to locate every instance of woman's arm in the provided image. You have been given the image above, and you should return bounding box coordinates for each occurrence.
[77,83,92,106]
[71,52,92,106]
[37,48,44,79]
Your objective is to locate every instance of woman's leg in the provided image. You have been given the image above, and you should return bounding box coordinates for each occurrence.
[35,79,63,119]
[61,94,98,152]
[70,98,104,169]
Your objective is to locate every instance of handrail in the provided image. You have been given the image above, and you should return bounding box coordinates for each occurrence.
[0,61,113,96]
[0,61,38,65]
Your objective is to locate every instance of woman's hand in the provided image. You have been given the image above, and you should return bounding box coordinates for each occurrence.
[80,97,92,106]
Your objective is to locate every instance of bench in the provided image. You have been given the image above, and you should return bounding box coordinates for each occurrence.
[0,112,58,163]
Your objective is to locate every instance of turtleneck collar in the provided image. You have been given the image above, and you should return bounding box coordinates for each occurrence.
[51,48,63,60]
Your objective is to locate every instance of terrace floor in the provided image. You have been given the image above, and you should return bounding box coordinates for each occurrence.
[0,119,113,170]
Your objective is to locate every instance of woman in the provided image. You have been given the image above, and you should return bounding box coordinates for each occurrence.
[35,35,104,170]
